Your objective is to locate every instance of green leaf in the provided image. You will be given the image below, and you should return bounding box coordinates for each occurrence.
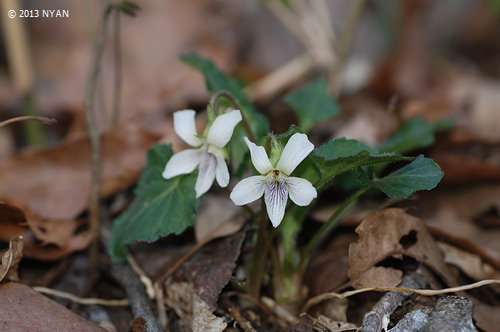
[379,118,436,154]
[311,138,411,186]
[181,53,268,174]
[284,78,340,132]
[362,155,444,198]
[109,144,198,262]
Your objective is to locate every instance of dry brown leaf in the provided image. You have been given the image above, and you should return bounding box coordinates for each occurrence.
[183,228,247,311]
[0,124,159,220]
[416,184,500,269]
[438,242,500,281]
[347,208,456,287]
[351,266,403,289]
[165,282,227,332]
[0,236,23,283]
[195,194,245,244]
[0,282,105,331]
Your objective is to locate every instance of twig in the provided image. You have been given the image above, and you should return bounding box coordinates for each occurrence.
[245,54,314,102]
[84,0,111,267]
[111,8,122,126]
[33,286,129,306]
[329,0,368,97]
[303,277,500,313]
[229,306,258,332]
[155,283,168,329]
[111,263,163,332]
[261,296,299,325]
[0,116,57,128]
[127,253,155,299]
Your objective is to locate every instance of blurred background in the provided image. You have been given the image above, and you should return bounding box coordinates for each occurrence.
[0,0,499,153]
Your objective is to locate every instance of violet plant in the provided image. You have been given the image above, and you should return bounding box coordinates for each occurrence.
[109,54,444,311]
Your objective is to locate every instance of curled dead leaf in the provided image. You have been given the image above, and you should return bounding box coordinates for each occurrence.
[0,235,23,283]
[0,124,159,221]
[347,208,456,287]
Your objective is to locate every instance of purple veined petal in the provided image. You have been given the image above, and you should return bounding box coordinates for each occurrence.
[215,155,230,187]
[230,176,266,205]
[287,176,317,206]
[244,137,273,174]
[264,178,289,227]
[276,133,314,175]
[207,110,242,148]
[195,153,217,198]
[173,110,203,147]
[162,149,202,179]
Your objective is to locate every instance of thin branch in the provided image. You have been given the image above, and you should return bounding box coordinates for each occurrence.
[329,0,368,97]
[0,116,57,128]
[303,279,500,312]
[84,0,111,266]
[245,53,314,103]
[111,263,164,332]
[33,286,129,306]
[229,306,258,332]
[127,253,155,299]
[111,9,122,126]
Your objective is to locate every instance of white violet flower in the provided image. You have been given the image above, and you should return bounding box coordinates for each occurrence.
[230,133,317,227]
[162,109,242,198]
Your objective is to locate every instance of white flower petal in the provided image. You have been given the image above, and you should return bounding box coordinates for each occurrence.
[173,110,202,147]
[207,110,242,148]
[276,133,314,175]
[195,154,217,198]
[264,179,289,227]
[162,149,202,179]
[230,176,266,205]
[244,137,273,174]
[215,155,230,187]
[287,177,317,206]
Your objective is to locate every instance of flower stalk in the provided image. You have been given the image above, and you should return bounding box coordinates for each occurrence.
[209,90,256,143]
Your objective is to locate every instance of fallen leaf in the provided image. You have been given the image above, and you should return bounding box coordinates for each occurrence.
[351,266,403,289]
[347,208,456,287]
[438,242,500,281]
[0,282,105,331]
[182,228,247,311]
[195,194,245,244]
[0,236,23,283]
[0,124,159,220]
[165,282,227,332]
[0,200,92,261]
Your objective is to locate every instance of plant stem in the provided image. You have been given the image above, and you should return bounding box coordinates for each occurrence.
[299,185,370,272]
[209,90,256,142]
[111,8,122,126]
[85,0,111,267]
[329,0,368,97]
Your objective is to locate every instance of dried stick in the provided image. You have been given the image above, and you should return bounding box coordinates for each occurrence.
[329,0,368,96]
[84,0,111,267]
[111,263,163,332]
[33,286,129,306]
[0,116,57,128]
[111,9,122,126]
[245,54,314,102]
[229,306,258,332]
